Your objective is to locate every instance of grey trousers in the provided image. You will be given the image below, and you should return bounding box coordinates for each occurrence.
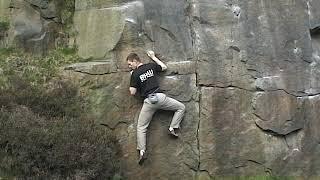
[137,93,185,151]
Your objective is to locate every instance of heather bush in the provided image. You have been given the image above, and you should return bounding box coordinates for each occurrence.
[0,105,120,179]
[0,49,121,179]
[0,76,83,118]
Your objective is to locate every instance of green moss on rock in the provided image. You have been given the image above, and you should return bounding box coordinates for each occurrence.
[0,21,9,32]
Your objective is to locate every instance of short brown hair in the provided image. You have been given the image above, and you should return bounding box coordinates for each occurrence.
[126,53,141,62]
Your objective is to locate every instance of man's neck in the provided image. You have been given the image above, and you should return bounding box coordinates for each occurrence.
[137,63,143,68]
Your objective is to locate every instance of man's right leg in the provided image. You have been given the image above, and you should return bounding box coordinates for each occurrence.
[158,94,185,135]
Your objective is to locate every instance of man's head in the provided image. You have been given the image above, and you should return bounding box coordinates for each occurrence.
[127,53,141,70]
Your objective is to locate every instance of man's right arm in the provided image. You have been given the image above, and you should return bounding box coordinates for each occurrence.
[129,72,138,96]
[147,50,167,71]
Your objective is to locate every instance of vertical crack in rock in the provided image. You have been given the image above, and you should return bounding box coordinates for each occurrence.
[186,0,201,58]
[284,136,290,149]
[196,91,201,170]
[185,0,202,174]
[306,0,312,29]
[229,1,241,88]
[186,1,196,58]
[230,6,236,86]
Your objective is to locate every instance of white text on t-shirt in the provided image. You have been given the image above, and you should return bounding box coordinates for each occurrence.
[139,69,154,82]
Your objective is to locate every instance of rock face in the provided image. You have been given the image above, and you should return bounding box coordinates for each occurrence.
[67,0,320,178]
[3,0,320,178]
[1,0,73,54]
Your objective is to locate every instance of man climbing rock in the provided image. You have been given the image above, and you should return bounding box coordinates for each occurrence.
[127,51,186,165]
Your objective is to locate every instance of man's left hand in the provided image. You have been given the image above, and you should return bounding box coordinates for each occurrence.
[147,50,155,58]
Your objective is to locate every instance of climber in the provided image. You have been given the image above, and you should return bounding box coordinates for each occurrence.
[127,51,186,165]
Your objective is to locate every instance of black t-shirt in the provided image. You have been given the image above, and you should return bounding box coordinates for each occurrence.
[130,63,162,98]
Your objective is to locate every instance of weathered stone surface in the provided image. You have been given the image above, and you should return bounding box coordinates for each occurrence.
[6,0,64,55]
[0,0,10,21]
[62,69,199,179]
[53,0,320,178]
[112,6,146,69]
[308,0,320,29]
[309,30,320,95]
[302,95,320,147]
[160,74,198,102]
[199,87,288,176]
[253,91,304,135]
[67,0,320,177]
[196,1,255,90]
[269,95,320,176]
[111,0,193,69]
[10,1,42,37]
[164,61,196,75]
[297,96,320,176]
[61,70,139,128]
[74,8,125,59]
[74,0,193,65]
[142,0,193,61]
[64,61,117,75]
[9,0,43,52]
[25,0,49,8]
[74,0,146,62]
[63,69,198,128]
[24,0,65,20]
[75,0,132,10]
[39,1,57,19]
[5,0,320,178]
[242,1,315,96]
[116,102,199,179]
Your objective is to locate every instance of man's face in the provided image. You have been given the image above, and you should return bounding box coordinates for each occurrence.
[127,59,139,70]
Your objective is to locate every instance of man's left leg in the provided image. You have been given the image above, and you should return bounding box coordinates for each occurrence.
[136,100,156,164]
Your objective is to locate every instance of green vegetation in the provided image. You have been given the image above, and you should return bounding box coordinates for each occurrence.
[59,46,77,55]
[54,0,75,29]
[0,47,80,88]
[0,21,9,32]
[234,176,295,180]
[0,104,120,179]
[210,176,297,180]
[0,48,121,179]
[0,47,14,55]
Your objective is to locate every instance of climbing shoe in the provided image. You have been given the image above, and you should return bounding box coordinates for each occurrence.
[138,151,147,165]
[168,129,179,138]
